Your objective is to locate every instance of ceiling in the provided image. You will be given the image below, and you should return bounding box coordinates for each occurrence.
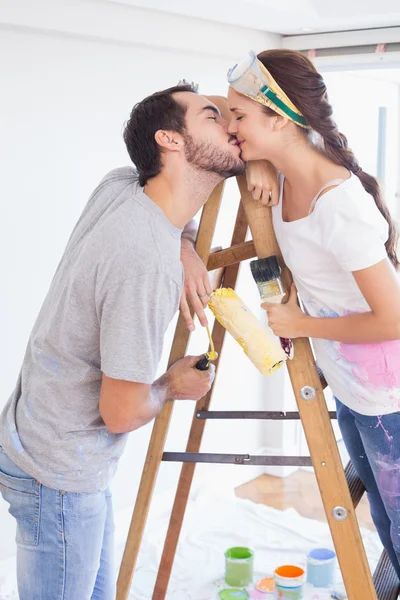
[105,0,400,35]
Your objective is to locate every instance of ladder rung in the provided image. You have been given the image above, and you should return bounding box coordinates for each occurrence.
[207,240,256,271]
[373,549,400,600]
[162,452,312,467]
[196,410,337,420]
[345,460,366,508]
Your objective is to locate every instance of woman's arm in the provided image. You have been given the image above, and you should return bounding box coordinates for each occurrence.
[264,260,400,343]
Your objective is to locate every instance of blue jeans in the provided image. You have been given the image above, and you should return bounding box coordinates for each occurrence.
[0,444,116,599]
[336,398,400,579]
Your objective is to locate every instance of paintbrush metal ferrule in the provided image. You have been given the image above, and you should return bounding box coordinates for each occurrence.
[256,278,285,302]
[250,255,285,303]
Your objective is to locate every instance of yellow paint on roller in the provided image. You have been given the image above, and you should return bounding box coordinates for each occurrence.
[236,338,248,355]
[208,288,286,376]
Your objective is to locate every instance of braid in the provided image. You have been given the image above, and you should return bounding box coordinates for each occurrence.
[308,92,399,270]
[257,49,399,270]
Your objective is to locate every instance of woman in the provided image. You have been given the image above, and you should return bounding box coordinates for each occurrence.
[181,49,400,578]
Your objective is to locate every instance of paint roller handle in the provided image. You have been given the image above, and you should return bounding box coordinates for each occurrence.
[195,355,210,371]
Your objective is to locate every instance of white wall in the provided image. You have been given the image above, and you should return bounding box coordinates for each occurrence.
[0,0,281,560]
[322,71,400,216]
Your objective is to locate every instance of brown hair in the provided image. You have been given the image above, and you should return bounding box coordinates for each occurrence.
[123,83,196,186]
[257,49,399,269]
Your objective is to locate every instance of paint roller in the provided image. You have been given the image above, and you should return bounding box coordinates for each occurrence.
[205,288,286,375]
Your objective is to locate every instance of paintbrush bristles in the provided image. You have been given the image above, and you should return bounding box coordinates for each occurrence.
[250,255,281,284]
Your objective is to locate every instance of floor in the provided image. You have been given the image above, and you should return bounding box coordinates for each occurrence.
[235,470,375,531]
[0,472,382,599]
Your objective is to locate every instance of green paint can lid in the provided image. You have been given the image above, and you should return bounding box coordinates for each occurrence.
[218,589,249,600]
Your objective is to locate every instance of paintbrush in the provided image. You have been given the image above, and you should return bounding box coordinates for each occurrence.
[250,255,294,359]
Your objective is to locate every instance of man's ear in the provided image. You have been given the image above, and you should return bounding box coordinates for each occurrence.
[154,130,183,151]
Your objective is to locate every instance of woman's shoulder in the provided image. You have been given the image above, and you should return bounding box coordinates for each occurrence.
[315,174,377,216]
[315,174,389,240]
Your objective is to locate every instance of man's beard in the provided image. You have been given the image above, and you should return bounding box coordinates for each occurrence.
[183,133,245,178]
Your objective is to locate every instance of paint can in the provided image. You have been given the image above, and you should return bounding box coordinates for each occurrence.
[273,565,304,599]
[225,547,254,587]
[306,548,336,588]
[219,589,249,599]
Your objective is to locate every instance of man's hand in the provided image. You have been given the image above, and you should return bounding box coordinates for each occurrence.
[246,160,279,206]
[164,354,216,401]
[180,238,213,331]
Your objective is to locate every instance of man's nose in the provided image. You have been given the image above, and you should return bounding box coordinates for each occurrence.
[219,118,229,133]
[227,119,237,136]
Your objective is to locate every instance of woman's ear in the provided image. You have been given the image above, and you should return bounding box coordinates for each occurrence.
[272,114,289,132]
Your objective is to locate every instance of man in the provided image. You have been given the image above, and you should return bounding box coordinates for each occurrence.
[0,82,245,599]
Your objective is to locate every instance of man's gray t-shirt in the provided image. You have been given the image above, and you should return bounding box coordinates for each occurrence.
[0,167,183,492]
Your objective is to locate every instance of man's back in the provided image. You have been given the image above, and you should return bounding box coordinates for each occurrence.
[0,167,183,492]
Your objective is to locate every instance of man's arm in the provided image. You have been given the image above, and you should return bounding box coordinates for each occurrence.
[99,355,215,434]
[99,373,170,434]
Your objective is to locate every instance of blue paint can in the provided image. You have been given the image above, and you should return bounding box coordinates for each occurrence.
[306,548,336,588]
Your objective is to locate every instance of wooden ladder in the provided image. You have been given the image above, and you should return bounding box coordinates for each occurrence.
[116,175,400,600]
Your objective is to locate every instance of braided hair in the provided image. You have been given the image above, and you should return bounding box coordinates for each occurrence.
[257,49,399,269]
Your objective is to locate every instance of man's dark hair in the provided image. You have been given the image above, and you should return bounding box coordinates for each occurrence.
[123,82,197,186]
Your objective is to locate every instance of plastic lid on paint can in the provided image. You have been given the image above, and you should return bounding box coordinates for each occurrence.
[255,577,274,594]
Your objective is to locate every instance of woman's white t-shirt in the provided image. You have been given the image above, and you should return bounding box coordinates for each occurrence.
[272,173,400,416]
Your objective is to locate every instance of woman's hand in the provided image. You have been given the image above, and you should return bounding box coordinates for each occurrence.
[246,160,279,206]
[263,284,307,338]
[180,238,213,331]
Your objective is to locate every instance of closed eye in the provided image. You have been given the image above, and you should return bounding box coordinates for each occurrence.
[208,116,217,121]
[236,116,244,121]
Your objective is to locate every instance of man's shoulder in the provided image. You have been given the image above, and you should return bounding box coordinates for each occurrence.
[99,165,139,187]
